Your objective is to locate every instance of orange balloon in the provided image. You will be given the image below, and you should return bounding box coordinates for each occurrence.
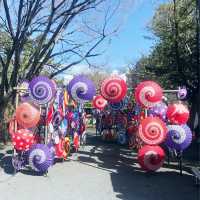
[16,103,40,128]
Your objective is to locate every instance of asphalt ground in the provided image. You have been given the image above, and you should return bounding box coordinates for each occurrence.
[0,131,199,200]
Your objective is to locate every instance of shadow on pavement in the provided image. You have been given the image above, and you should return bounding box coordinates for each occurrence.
[0,154,15,174]
[76,134,199,200]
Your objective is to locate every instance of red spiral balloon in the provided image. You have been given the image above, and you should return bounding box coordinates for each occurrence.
[138,145,165,171]
[12,129,35,151]
[16,103,40,128]
[166,103,189,125]
[135,81,163,108]
[101,76,127,103]
[138,117,167,145]
[92,95,107,110]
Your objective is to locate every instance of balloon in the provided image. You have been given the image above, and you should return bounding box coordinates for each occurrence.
[12,129,35,151]
[15,102,40,128]
[29,76,56,105]
[28,144,53,173]
[135,81,163,108]
[67,75,96,103]
[166,103,189,124]
[165,124,192,151]
[92,95,107,110]
[138,117,167,145]
[101,76,127,103]
[138,145,165,171]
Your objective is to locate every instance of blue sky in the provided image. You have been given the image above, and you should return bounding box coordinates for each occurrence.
[97,0,167,72]
[63,0,168,76]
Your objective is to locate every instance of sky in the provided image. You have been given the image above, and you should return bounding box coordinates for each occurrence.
[63,0,168,77]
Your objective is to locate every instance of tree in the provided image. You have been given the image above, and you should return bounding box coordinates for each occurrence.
[128,0,199,131]
[0,0,135,142]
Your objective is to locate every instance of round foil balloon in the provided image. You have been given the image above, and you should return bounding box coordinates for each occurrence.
[67,75,96,103]
[166,103,189,125]
[138,145,165,171]
[16,102,40,128]
[165,124,192,151]
[12,129,35,151]
[28,144,53,173]
[29,76,56,105]
[135,81,163,108]
[149,102,168,121]
[101,76,127,103]
[92,95,107,110]
[138,117,167,145]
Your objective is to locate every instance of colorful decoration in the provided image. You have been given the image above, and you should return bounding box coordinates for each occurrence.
[108,97,128,111]
[138,117,167,145]
[29,76,56,105]
[165,124,192,151]
[19,80,31,102]
[92,95,107,110]
[117,130,127,145]
[166,103,189,124]
[15,102,40,128]
[138,145,165,171]
[148,102,167,121]
[28,144,53,173]
[177,87,187,100]
[67,75,96,103]
[101,76,127,103]
[12,129,35,151]
[135,81,163,108]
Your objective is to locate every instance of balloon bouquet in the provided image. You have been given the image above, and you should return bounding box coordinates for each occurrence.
[133,81,191,172]
[8,75,96,174]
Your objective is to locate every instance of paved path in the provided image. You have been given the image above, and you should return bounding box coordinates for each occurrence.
[0,133,199,200]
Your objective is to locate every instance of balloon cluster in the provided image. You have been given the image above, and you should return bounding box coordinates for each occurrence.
[9,75,96,174]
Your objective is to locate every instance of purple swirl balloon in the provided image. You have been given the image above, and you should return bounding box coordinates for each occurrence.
[165,124,192,151]
[148,102,167,121]
[29,76,56,105]
[177,87,187,100]
[28,144,54,173]
[67,75,96,103]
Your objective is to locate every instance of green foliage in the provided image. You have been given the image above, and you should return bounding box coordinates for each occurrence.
[129,0,198,102]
